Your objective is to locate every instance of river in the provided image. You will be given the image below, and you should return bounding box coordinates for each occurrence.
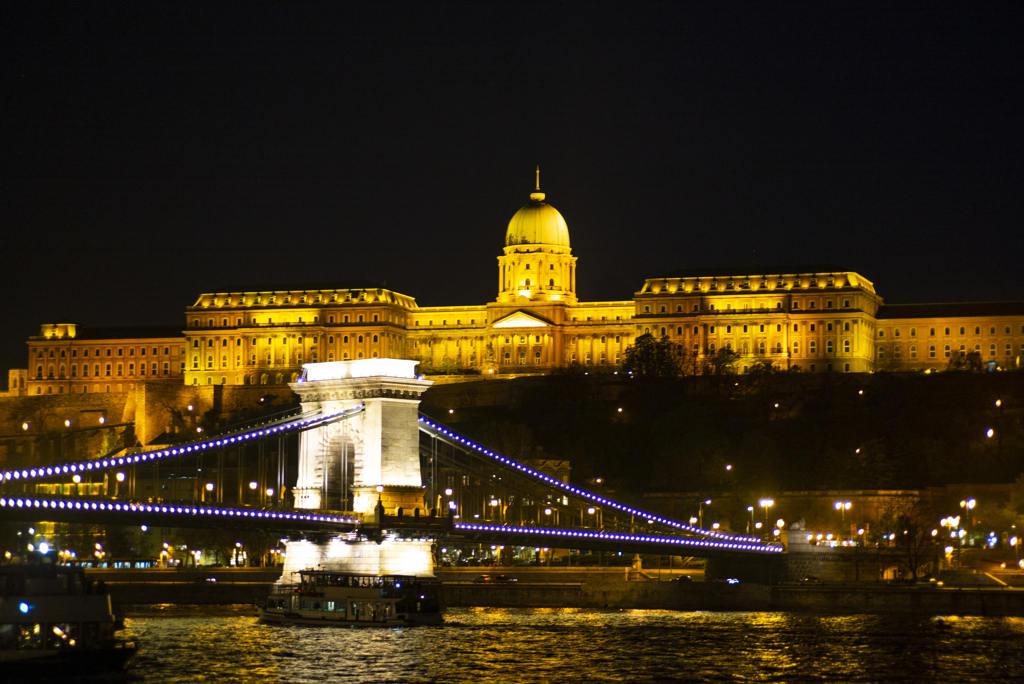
[71,605,1024,682]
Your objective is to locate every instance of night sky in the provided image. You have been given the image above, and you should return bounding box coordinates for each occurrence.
[2,2,1022,385]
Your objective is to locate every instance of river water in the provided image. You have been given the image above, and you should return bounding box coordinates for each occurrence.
[77,606,1024,682]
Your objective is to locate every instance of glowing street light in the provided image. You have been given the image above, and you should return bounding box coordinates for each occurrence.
[249,481,258,490]
[759,498,774,523]
[698,499,711,529]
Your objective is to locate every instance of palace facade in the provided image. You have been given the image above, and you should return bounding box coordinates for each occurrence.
[17,181,1024,394]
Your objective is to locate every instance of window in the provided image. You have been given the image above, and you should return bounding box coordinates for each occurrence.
[358,335,363,343]
[373,314,379,322]
[843,322,850,332]
[910,328,916,337]
[843,340,851,353]
[843,300,850,308]
[693,305,699,312]
[990,344,996,357]
[810,324,816,332]
[894,346,902,359]
[660,306,666,313]
[709,326,715,334]
[660,327,666,336]
[827,323,833,332]
[1007,343,1013,356]
[960,327,965,335]
[826,340,833,353]
[793,302,800,310]
[975,326,981,335]
[894,328,901,337]
[106,364,112,376]
[877,346,885,360]
[777,324,782,332]
[944,345,951,358]
[759,324,765,333]
[676,327,682,335]
[826,300,833,308]
[726,325,732,334]
[693,326,699,335]
[343,335,349,343]
[328,336,334,343]
[809,302,816,309]
[372,335,378,343]
[945,327,950,336]
[879,330,885,338]
[793,324,799,332]
[809,341,816,353]
[910,346,917,358]
[644,306,650,313]
[929,345,935,358]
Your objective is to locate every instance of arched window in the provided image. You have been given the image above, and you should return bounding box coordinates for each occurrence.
[676,327,682,335]
[843,340,851,353]
[877,346,885,360]
[372,335,378,343]
[660,327,666,336]
[929,345,936,358]
[894,345,901,359]
[193,340,199,348]
[844,322,850,331]
[524,278,532,288]
[910,346,917,358]
[549,279,554,287]
[943,345,950,357]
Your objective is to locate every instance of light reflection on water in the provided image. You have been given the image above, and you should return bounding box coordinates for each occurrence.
[113,605,1024,683]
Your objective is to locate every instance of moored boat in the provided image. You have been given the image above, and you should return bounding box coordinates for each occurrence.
[257,569,443,627]
[0,553,137,675]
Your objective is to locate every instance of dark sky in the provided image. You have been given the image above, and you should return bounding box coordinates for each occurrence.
[2,2,1022,383]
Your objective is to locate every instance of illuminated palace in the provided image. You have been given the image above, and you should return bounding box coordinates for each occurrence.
[16,178,1024,395]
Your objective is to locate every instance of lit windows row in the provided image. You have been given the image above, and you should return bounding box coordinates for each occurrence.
[35,362,176,379]
[886,342,1024,360]
[35,346,176,359]
[879,325,1024,338]
[641,298,855,314]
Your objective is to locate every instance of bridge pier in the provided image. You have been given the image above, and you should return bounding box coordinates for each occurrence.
[282,359,435,578]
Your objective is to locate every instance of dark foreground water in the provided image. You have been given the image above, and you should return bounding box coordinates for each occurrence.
[77,605,1024,683]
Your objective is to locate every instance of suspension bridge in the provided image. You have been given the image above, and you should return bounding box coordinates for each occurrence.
[0,360,781,563]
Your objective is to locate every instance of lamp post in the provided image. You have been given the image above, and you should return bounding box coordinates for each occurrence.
[698,499,711,530]
[747,506,755,534]
[759,499,774,537]
[834,501,851,539]
[960,498,976,550]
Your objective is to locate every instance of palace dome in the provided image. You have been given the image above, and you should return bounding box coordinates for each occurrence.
[505,191,570,248]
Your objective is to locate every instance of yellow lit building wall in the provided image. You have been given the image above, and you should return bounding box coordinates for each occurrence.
[26,324,185,396]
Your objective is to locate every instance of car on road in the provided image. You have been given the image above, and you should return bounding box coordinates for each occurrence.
[669,575,693,583]
[799,576,822,585]
[473,574,517,583]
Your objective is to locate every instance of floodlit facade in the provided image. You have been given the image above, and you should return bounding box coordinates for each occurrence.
[24,324,185,396]
[17,179,1024,387]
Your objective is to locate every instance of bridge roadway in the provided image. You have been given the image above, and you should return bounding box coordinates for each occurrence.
[0,493,781,558]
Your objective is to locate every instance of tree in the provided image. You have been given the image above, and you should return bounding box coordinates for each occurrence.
[701,347,741,376]
[871,497,938,580]
[947,350,984,372]
[622,334,680,377]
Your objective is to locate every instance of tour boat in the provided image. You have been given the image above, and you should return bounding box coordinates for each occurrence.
[257,569,444,627]
[0,554,137,675]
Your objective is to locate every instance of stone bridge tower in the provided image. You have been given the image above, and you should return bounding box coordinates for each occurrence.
[283,358,435,577]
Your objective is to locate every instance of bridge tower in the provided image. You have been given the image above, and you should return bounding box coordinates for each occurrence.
[283,358,435,576]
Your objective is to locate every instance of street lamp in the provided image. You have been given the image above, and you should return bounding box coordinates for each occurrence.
[759,499,774,526]
[698,499,711,530]
[834,501,851,538]
[960,498,976,549]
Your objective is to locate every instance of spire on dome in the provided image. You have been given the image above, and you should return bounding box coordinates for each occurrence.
[530,165,545,201]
